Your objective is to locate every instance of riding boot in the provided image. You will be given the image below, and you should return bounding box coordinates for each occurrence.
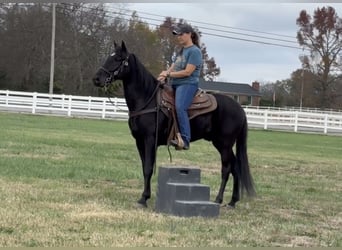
[170,133,189,150]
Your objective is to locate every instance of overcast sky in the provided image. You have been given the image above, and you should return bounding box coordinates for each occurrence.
[123,3,342,85]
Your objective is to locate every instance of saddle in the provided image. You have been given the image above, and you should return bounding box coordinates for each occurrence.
[158,84,217,148]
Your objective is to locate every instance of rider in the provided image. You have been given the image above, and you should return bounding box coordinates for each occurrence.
[158,23,203,150]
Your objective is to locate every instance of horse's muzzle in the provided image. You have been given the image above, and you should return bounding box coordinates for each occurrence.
[92,76,103,87]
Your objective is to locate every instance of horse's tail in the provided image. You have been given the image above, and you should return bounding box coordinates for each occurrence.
[236,115,256,197]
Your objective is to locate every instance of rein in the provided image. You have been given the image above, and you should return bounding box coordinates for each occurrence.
[126,81,173,168]
[128,81,164,175]
[129,81,162,118]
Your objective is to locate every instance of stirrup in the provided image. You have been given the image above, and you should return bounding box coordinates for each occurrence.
[169,133,184,150]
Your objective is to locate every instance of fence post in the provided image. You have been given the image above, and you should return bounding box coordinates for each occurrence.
[61,94,65,109]
[102,99,106,119]
[88,96,91,111]
[5,90,9,106]
[114,97,118,113]
[263,110,268,130]
[32,92,37,114]
[324,114,328,134]
[294,111,298,132]
[67,95,72,116]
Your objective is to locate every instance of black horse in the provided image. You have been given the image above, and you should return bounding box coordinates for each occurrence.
[93,41,256,208]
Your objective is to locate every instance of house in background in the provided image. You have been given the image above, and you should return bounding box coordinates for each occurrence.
[199,79,261,106]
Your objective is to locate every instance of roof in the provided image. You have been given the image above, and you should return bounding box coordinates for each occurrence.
[199,79,261,97]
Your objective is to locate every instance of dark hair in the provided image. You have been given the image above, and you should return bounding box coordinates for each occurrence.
[177,32,201,56]
[191,32,200,48]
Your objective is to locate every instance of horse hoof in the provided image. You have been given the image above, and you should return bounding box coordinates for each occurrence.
[224,203,235,209]
[214,198,223,204]
[136,200,147,209]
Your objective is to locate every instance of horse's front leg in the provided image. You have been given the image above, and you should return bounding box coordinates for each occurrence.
[136,136,157,208]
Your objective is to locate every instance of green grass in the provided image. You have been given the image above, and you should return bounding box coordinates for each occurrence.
[0,112,341,247]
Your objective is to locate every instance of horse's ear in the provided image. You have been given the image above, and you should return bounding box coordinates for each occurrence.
[121,41,128,53]
[114,41,118,48]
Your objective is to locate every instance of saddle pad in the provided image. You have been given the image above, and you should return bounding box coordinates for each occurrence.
[160,85,217,119]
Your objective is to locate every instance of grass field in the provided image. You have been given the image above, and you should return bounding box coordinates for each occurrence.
[0,112,341,247]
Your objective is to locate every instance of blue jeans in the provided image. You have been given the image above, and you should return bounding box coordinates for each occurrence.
[172,84,198,146]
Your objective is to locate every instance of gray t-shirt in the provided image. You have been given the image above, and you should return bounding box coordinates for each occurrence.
[171,45,202,86]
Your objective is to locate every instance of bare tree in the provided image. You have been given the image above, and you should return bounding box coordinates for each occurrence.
[297,6,342,108]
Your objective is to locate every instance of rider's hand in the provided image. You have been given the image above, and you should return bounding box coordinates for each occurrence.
[158,70,169,81]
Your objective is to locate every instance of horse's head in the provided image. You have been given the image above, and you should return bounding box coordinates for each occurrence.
[93,41,130,88]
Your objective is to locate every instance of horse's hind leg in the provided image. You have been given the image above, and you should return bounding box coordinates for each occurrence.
[214,148,240,208]
[227,157,240,208]
[213,144,234,204]
[214,164,230,204]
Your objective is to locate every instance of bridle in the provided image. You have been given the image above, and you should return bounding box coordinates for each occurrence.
[100,53,162,118]
[100,54,129,87]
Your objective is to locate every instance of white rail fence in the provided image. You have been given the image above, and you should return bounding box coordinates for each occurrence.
[0,90,128,120]
[1,90,342,135]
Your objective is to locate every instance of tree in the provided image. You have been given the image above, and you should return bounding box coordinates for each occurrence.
[201,44,220,81]
[100,11,165,97]
[156,17,178,69]
[0,4,51,92]
[125,11,164,77]
[55,3,110,95]
[296,6,342,108]
[0,3,222,97]
[259,81,277,106]
[284,69,321,108]
[0,3,111,96]
[260,80,292,107]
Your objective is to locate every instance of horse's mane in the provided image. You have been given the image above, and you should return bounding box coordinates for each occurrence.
[130,53,159,95]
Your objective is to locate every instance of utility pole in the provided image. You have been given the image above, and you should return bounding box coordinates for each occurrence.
[300,66,304,111]
[300,47,305,111]
[49,3,56,96]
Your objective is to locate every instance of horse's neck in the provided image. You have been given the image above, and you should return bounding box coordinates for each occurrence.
[123,55,157,112]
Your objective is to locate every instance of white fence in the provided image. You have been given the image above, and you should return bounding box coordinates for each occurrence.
[1,90,342,135]
[0,90,128,120]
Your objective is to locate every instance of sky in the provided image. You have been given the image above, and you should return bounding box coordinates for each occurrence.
[122,2,342,85]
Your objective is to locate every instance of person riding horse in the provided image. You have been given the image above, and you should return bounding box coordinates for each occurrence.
[158,23,202,150]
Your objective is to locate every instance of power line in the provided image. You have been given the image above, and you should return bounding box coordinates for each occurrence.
[104,4,302,49]
[201,32,300,50]
[106,4,296,40]
[102,4,299,46]
[196,24,297,44]
[57,3,303,50]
